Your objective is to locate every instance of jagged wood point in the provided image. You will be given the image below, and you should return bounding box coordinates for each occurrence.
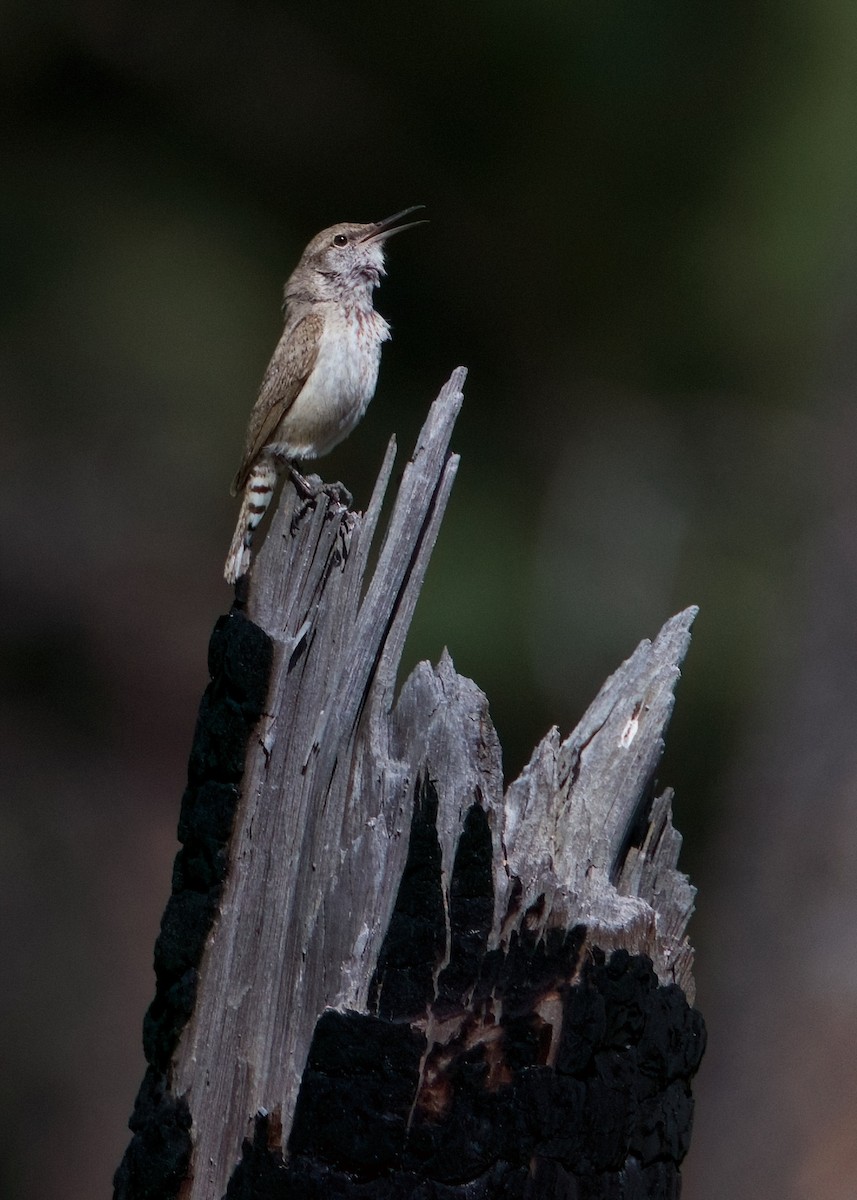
[115,367,705,1200]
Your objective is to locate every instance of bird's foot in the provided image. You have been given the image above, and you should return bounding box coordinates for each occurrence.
[286,464,319,500]
[287,467,352,532]
[287,465,352,508]
[320,480,353,509]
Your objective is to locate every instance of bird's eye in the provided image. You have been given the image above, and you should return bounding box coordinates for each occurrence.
[332,234,349,247]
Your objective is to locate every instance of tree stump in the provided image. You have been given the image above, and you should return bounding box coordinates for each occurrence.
[114,367,705,1200]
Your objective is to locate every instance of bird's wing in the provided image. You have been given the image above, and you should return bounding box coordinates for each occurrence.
[230,312,324,495]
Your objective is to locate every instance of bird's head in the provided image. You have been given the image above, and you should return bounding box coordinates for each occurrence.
[286,206,426,304]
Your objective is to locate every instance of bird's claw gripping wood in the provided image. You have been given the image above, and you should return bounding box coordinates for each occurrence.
[286,464,353,508]
[288,476,353,536]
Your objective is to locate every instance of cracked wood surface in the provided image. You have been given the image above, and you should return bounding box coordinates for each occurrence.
[160,367,698,1200]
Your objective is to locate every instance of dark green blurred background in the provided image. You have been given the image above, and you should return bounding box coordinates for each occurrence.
[4,2,857,1197]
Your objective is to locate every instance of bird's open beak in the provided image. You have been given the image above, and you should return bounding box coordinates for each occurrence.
[361,205,428,243]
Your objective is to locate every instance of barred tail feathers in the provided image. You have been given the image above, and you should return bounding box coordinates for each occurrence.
[224,457,279,585]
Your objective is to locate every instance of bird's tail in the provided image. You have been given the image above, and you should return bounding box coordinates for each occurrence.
[224,457,279,585]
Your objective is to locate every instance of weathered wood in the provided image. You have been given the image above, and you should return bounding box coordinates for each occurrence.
[170,370,465,1199]
[115,367,704,1200]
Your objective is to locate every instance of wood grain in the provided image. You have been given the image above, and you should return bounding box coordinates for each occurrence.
[115,367,703,1200]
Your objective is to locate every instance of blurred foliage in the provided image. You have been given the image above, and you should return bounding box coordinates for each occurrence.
[2,1,857,1197]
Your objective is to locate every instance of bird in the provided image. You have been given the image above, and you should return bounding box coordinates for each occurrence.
[224,206,426,585]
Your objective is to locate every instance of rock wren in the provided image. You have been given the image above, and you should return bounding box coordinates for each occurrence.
[224,206,426,584]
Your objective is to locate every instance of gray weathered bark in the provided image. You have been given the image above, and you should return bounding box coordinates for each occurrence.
[117,368,702,1200]
[172,371,466,1194]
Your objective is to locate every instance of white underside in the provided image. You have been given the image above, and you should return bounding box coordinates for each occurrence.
[272,309,387,460]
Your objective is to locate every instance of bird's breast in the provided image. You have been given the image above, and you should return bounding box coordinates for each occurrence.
[277,306,389,459]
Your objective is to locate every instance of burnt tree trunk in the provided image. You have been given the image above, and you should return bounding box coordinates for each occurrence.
[114,368,705,1200]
